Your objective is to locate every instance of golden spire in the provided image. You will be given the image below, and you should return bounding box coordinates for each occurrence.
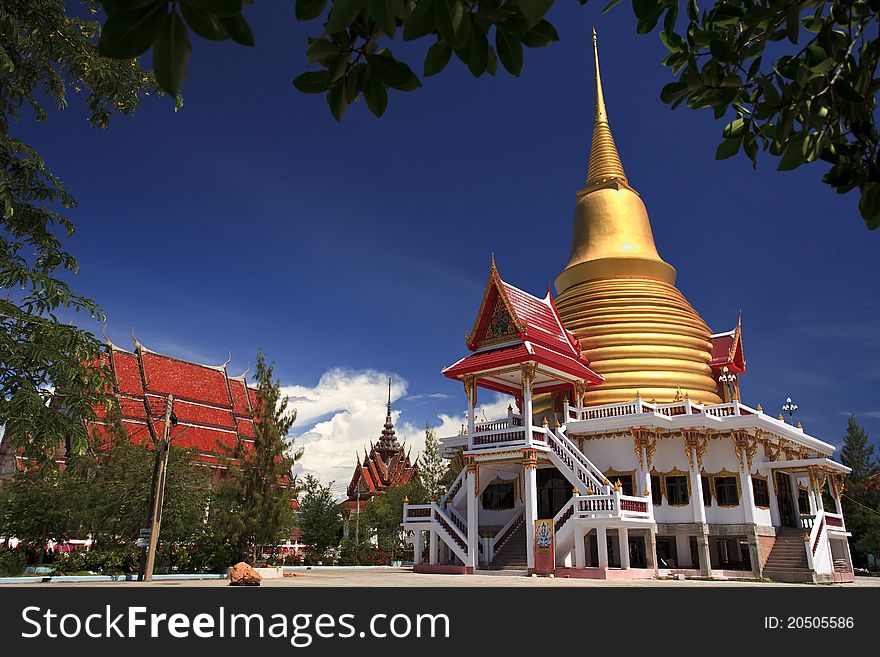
[547,31,722,408]
[586,29,627,187]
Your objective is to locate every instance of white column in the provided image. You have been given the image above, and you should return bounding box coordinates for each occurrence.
[429,530,438,565]
[597,526,609,570]
[574,527,585,569]
[522,369,534,433]
[466,379,476,448]
[524,456,538,571]
[690,447,707,524]
[465,465,478,569]
[413,531,423,565]
[766,469,781,527]
[619,527,630,569]
[740,449,756,524]
[641,446,652,500]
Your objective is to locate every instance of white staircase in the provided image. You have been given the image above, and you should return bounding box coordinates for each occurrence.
[403,469,472,565]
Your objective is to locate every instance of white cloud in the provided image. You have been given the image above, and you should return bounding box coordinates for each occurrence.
[283,368,514,499]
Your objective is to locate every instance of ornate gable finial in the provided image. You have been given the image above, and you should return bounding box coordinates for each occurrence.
[131,327,142,351]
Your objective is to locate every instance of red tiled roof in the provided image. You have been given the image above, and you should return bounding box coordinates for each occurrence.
[112,351,143,396]
[501,283,578,354]
[236,417,256,438]
[141,352,230,406]
[444,342,601,385]
[228,378,251,415]
[710,317,746,373]
[93,342,264,470]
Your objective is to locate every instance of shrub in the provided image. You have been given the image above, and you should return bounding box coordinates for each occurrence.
[0,549,27,577]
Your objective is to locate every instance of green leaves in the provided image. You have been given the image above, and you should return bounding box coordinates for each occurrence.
[364,74,389,116]
[218,13,255,45]
[366,53,419,89]
[858,183,880,230]
[715,134,742,160]
[325,0,368,33]
[98,2,166,59]
[153,9,192,96]
[519,0,553,26]
[98,1,255,97]
[496,28,523,76]
[180,2,229,41]
[404,0,436,41]
[435,0,471,49]
[370,0,397,37]
[296,0,330,21]
[424,41,453,76]
[293,70,330,93]
[522,20,559,48]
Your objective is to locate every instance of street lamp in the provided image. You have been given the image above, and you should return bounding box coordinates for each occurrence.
[718,366,737,401]
[782,397,798,424]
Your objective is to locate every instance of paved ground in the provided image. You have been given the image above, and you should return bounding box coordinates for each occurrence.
[4,568,880,587]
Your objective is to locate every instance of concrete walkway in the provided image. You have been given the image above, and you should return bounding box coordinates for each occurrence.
[3,568,879,587]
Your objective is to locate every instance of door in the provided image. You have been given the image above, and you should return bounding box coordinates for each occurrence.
[775,471,796,528]
[537,468,573,519]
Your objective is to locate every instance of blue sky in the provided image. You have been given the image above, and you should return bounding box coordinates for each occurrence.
[20,3,879,483]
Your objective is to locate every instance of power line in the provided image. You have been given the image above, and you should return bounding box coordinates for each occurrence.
[842,493,880,516]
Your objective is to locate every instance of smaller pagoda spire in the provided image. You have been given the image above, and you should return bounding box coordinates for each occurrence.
[586,28,628,187]
[376,377,400,452]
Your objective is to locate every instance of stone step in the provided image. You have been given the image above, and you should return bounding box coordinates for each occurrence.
[763,569,815,583]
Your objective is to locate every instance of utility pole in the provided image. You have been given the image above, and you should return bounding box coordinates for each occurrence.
[144,394,175,582]
[355,485,361,564]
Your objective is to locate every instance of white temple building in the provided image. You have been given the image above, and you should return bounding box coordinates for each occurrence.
[402,34,854,584]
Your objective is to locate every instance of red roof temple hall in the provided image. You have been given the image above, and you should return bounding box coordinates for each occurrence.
[1,336,296,510]
[341,380,418,523]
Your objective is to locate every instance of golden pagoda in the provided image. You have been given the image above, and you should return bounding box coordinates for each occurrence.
[553,30,721,406]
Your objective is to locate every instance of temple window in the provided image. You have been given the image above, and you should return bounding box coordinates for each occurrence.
[701,475,712,506]
[665,475,689,506]
[752,476,770,508]
[650,475,662,504]
[482,481,515,510]
[797,487,811,514]
[714,476,739,506]
[606,472,634,496]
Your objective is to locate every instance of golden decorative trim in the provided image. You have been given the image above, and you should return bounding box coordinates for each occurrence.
[631,428,658,470]
[463,375,477,408]
[521,363,537,391]
[683,429,710,471]
[734,431,759,471]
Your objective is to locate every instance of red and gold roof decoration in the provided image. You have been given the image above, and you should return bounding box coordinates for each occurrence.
[466,254,528,349]
[445,258,602,395]
[710,315,746,374]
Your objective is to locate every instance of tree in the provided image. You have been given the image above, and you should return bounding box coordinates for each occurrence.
[1,0,157,467]
[0,439,211,565]
[362,480,426,562]
[296,474,342,563]
[209,351,302,563]
[837,415,880,567]
[419,422,447,503]
[96,0,880,229]
[840,414,878,483]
